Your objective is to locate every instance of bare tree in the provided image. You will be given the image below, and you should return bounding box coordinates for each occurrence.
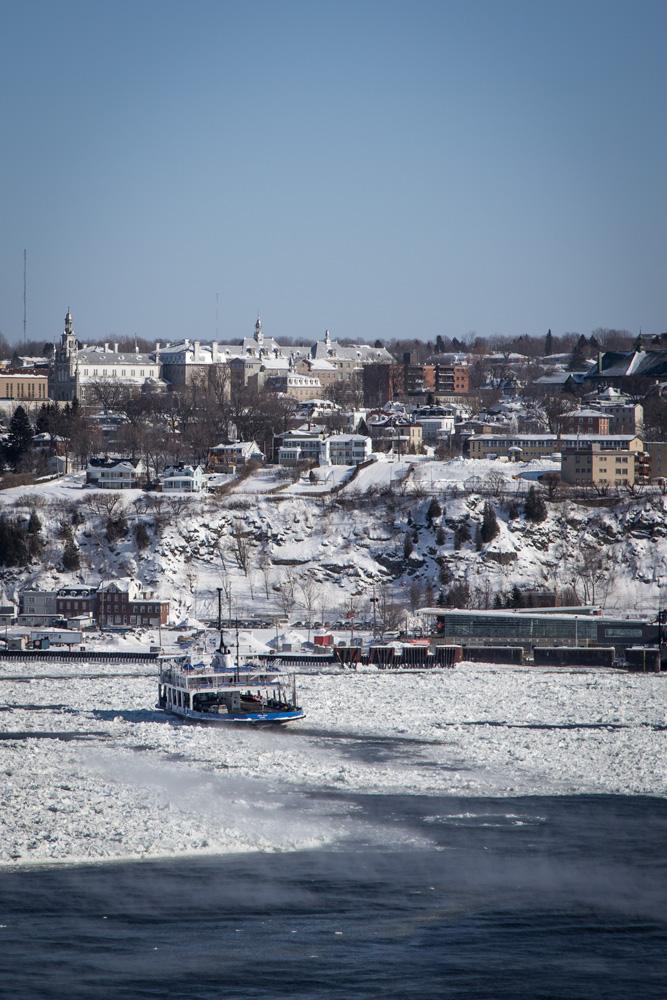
[80,492,128,518]
[298,578,318,640]
[230,519,251,575]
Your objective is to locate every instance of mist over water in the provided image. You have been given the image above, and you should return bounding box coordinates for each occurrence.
[1,793,666,1000]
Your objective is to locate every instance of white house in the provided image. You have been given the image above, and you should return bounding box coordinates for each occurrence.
[161,464,204,493]
[86,457,146,489]
[322,434,372,466]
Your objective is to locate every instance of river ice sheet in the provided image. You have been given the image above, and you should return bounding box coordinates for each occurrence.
[1,663,666,864]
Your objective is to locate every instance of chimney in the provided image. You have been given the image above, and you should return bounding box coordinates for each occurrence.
[212,341,219,362]
[104,342,109,353]
[155,342,161,358]
[193,340,200,361]
[598,351,603,374]
[113,342,118,353]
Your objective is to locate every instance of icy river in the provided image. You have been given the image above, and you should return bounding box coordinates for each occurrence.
[1,662,667,998]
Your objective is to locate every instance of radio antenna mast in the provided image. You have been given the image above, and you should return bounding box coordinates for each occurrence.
[23,249,27,346]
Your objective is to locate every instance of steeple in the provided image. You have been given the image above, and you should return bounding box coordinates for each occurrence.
[62,308,77,357]
[255,314,264,348]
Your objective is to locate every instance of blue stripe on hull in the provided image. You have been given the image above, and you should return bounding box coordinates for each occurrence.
[160,706,305,724]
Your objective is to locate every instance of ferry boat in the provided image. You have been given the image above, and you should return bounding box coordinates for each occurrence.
[157,647,305,724]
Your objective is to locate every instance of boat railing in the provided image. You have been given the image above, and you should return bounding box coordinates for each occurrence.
[158,666,283,690]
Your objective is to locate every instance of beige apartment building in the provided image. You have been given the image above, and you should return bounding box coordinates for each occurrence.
[467,433,643,462]
[0,372,49,402]
[560,443,649,487]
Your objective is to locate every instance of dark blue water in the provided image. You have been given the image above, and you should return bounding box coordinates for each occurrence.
[1,793,666,999]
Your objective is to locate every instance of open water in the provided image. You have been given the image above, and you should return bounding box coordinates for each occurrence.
[1,792,666,1000]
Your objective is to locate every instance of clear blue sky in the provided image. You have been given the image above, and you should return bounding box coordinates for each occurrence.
[1,0,665,347]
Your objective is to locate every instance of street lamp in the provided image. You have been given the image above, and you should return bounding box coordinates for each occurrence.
[370,594,378,638]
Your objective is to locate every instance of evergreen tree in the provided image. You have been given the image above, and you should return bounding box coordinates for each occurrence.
[403,531,413,558]
[474,524,483,551]
[62,539,81,571]
[0,515,31,566]
[509,584,524,608]
[524,485,547,522]
[27,511,42,534]
[567,335,589,371]
[544,329,553,356]
[453,528,461,551]
[480,501,499,543]
[436,526,446,545]
[458,518,471,542]
[5,406,33,470]
[427,497,442,523]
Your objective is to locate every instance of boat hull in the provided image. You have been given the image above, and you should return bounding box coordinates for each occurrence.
[158,705,305,725]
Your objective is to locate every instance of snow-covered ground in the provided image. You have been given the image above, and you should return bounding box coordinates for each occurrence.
[1,660,665,866]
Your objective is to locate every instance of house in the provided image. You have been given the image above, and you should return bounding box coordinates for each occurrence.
[161,464,203,493]
[366,413,423,453]
[560,409,611,435]
[56,586,97,620]
[583,348,667,390]
[207,441,264,472]
[411,406,457,444]
[274,426,328,466]
[97,579,169,627]
[321,434,372,466]
[86,457,146,489]
[19,589,59,625]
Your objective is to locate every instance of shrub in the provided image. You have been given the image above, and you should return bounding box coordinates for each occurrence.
[106,514,129,544]
[135,521,151,550]
[403,531,414,558]
[436,526,446,545]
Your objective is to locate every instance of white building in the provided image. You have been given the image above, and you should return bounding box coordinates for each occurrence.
[322,434,372,466]
[86,457,146,489]
[50,312,164,402]
[161,464,204,493]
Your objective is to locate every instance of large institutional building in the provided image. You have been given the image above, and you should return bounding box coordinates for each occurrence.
[50,312,163,402]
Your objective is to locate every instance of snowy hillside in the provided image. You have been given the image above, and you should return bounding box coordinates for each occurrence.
[0,456,665,620]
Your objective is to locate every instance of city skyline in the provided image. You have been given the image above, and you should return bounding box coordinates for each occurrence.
[1,0,665,346]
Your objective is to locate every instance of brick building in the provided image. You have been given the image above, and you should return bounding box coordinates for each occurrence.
[97,579,169,627]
